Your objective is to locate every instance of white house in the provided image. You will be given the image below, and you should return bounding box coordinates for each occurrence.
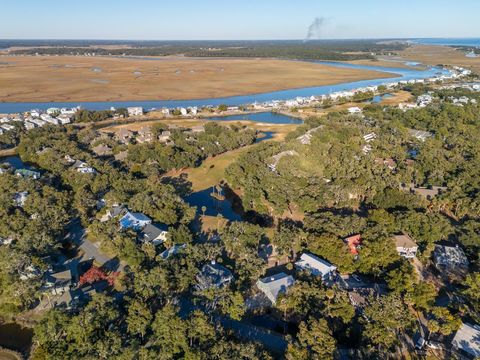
[56,115,71,125]
[46,108,60,115]
[394,233,418,258]
[363,132,377,143]
[71,160,96,174]
[408,129,433,142]
[348,106,362,114]
[295,253,337,280]
[256,273,295,304]
[127,107,143,117]
[30,109,41,118]
[120,211,152,230]
[29,118,47,127]
[179,107,188,116]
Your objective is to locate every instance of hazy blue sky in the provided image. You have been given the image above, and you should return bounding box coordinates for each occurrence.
[2,0,479,40]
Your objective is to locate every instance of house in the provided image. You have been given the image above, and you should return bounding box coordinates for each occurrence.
[56,115,72,125]
[116,129,134,144]
[24,121,36,130]
[127,107,143,117]
[375,158,396,170]
[295,253,337,281]
[256,273,295,305]
[72,160,96,174]
[394,233,418,258]
[0,237,13,246]
[136,127,153,143]
[1,124,15,131]
[451,323,480,359]
[92,144,112,156]
[100,205,125,222]
[40,114,60,125]
[19,265,42,280]
[433,245,469,278]
[196,261,234,290]
[363,132,377,143]
[29,118,47,127]
[296,126,323,145]
[267,150,299,172]
[344,234,362,255]
[114,150,129,161]
[30,109,40,118]
[159,244,186,260]
[190,125,205,133]
[348,106,362,114]
[13,191,29,207]
[408,129,433,142]
[43,269,73,295]
[158,131,171,143]
[15,169,41,179]
[139,223,169,245]
[46,107,60,115]
[120,211,152,230]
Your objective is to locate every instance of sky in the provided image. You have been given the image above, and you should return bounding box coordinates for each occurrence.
[1,0,479,40]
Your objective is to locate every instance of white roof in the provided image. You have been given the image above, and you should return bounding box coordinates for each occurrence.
[452,323,480,357]
[296,253,337,275]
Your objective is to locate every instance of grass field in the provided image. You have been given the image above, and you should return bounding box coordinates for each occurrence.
[0,56,395,102]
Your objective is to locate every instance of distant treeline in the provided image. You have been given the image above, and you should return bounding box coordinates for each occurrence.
[7,40,407,61]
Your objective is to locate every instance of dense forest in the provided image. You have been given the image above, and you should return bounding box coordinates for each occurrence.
[7,40,407,61]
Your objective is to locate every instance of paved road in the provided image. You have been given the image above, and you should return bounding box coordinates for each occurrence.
[66,219,124,271]
[179,296,287,355]
[220,317,287,355]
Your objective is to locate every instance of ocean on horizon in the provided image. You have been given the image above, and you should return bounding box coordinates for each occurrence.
[412,38,480,47]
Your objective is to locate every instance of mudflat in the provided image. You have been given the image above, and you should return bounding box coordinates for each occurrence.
[0,56,395,103]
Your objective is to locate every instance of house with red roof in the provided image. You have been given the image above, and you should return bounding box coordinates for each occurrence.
[344,234,362,255]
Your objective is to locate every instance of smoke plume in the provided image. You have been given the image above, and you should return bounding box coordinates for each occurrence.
[305,17,328,42]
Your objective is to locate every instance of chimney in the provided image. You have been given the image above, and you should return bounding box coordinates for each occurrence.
[211,260,216,265]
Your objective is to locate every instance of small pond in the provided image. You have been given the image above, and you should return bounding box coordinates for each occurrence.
[0,322,33,354]
[185,186,243,221]
[207,112,302,124]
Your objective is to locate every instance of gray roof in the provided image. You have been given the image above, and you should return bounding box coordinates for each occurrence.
[452,323,480,357]
[159,244,186,260]
[257,272,295,303]
[433,245,469,269]
[140,223,168,242]
[196,262,233,289]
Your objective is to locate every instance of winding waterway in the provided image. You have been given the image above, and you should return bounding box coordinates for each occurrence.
[0,61,450,113]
